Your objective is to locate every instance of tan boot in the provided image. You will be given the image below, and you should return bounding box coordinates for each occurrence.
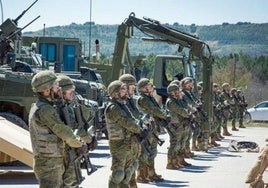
[217,132,224,139]
[239,124,246,128]
[136,168,149,183]
[191,138,199,151]
[148,168,164,182]
[210,134,221,147]
[232,127,239,131]
[166,156,180,170]
[222,127,232,136]
[179,155,192,166]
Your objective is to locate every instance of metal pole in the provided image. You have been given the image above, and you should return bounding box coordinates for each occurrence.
[0,0,3,23]
[89,0,92,60]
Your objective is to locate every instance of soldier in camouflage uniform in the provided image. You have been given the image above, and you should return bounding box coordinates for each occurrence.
[56,74,97,187]
[230,88,239,131]
[105,80,148,188]
[119,74,142,188]
[181,77,202,154]
[136,78,169,182]
[220,83,234,136]
[166,84,192,169]
[29,70,85,188]
[237,90,247,128]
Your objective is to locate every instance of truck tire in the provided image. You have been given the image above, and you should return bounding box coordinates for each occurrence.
[0,112,29,130]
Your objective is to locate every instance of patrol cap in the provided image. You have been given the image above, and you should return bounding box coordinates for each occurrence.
[108,80,125,98]
[137,78,151,90]
[31,70,57,92]
[119,74,137,85]
[57,74,75,92]
[167,84,180,94]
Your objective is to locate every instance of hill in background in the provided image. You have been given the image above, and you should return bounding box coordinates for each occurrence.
[23,22,268,58]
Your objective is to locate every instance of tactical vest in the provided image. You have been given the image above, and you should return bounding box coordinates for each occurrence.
[29,100,64,157]
[166,97,189,124]
[105,100,133,141]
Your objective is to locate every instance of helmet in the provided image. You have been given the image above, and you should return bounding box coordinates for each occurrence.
[57,75,75,92]
[197,81,203,87]
[197,84,203,91]
[137,78,151,90]
[170,80,181,87]
[167,84,180,94]
[108,80,125,98]
[181,77,193,87]
[222,82,229,89]
[32,70,57,92]
[119,74,137,85]
[213,83,218,87]
[230,88,237,94]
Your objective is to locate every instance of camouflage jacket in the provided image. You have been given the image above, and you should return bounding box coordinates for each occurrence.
[29,98,82,157]
[105,98,141,141]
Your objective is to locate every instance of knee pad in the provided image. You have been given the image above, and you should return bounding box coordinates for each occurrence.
[111,169,124,184]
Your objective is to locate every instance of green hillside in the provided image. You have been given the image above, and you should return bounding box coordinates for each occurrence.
[23,22,268,58]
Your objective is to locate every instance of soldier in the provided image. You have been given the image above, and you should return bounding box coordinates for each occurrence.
[105,80,148,188]
[56,74,97,187]
[230,88,239,131]
[29,70,85,188]
[220,83,234,136]
[119,74,142,188]
[136,78,169,182]
[237,90,247,128]
[166,84,192,169]
[181,77,201,153]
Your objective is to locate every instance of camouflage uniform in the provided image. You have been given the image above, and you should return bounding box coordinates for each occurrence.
[237,90,247,128]
[220,83,234,136]
[119,74,142,188]
[136,78,167,182]
[29,70,83,188]
[56,75,96,187]
[166,84,192,169]
[105,80,144,188]
[230,88,239,131]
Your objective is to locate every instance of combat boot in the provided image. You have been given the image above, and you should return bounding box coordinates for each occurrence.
[129,181,138,188]
[222,127,232,136]
[179,155,192,166]
[148,168,164,182]
[210,133,221,147]
[239,124,246,128]
[136,168,149,183]
[166,156,180,170]
[232,126,239,131]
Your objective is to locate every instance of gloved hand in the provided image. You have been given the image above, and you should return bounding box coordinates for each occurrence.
[87,136,98,151]
[166,116,171,123]
[76,142,88,156]
[140,127,149,139]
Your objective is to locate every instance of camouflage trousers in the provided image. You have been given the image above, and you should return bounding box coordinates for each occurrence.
[109,139,132,187]
[34,156,65,188]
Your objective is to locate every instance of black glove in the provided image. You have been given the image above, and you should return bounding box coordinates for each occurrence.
[87,136,98,151]
[76,142,88,155]
[140,127,149,139]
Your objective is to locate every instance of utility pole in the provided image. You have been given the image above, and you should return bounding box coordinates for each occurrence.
[89,0,92,61]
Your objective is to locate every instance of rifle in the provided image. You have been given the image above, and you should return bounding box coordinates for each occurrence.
[134,134,154,158]
[58,91,85,184]
[13,0,39,24]
[73,101,97,175]
[155,117,176,138]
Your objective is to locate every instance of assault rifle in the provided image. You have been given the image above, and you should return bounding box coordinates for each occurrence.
[58,88,85,183]
[155,117,176,138]
[73,101,97,175]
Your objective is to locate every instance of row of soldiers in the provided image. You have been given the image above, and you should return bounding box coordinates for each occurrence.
[105,74,249,188]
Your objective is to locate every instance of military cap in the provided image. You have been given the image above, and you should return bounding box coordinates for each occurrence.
[31,70,57,92]
[57,74,75,92]
[222,82,230,89]
[213,83,219,87]
[119,74,137,85]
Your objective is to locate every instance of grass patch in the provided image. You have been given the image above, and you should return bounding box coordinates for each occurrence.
[227,121,268,127]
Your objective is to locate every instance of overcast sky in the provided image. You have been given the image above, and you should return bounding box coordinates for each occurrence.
[1,0,268,32]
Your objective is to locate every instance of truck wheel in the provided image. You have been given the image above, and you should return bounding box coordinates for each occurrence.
[0,112,29,130]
